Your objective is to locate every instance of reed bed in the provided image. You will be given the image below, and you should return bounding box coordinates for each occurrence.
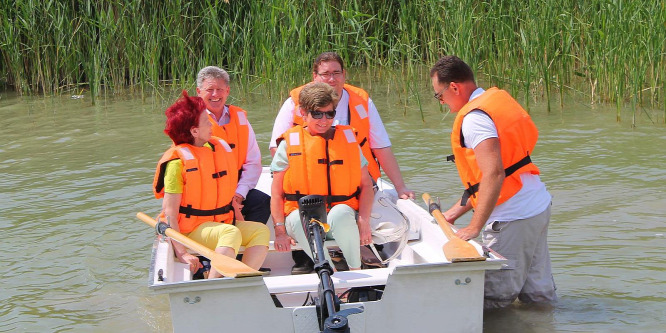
[1,0,664,119]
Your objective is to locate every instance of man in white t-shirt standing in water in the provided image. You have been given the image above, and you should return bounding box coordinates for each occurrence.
[270,52,414,274]
[430,55,556,309]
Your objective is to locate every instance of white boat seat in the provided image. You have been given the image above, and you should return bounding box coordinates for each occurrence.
[263,267,392,294]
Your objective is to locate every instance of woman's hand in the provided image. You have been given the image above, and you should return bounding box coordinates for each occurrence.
[177,252,203,273]
[357,218,373,246]
[274,233,295,252]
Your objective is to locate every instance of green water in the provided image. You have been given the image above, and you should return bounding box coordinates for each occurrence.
[1,81,664,332]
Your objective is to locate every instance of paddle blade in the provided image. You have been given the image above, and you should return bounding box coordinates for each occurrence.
[442,238,486,262]
[421,193,486,262]
[209,257,264,278]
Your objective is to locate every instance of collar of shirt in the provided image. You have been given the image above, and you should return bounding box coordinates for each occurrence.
[469,87,485,102]
[207,106,230,126]
[332,89,350,126]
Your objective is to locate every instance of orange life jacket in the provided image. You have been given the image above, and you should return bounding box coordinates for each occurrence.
[280,125,362,216]
[289,84,380,180]
[153,138,238,233]
[208,105,250,175]
[450,87,540,207]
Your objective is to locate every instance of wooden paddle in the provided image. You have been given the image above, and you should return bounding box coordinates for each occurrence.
[422,193,486,263]
[136,212,264,278]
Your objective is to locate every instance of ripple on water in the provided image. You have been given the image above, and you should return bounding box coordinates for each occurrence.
[2,92,665,331]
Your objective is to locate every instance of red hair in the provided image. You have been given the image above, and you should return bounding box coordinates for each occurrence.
[164,90,207,145]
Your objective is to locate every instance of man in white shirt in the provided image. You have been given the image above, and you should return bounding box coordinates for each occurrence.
[197,66,270,224]
[430,56,556,309]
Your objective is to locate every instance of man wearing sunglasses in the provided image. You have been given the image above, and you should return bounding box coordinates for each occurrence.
[430,56,556,309]
[269,52,414,274]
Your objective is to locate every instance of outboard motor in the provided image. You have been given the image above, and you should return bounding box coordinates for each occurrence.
[298,195,363,333]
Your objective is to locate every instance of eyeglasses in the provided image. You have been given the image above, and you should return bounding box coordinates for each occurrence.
[316,71,344,80]
[433,84,449,100]
[309,110,336,119]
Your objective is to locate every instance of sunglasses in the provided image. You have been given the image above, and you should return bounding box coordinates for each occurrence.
[309,110,336,119]
[433,83,449,100]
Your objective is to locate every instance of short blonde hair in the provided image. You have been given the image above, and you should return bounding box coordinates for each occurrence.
[299,82,339,112]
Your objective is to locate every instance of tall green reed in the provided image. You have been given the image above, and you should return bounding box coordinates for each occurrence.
[0,0,663,121]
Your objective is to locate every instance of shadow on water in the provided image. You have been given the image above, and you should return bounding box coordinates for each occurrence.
[484,303,556,333]
[485,295,666,333]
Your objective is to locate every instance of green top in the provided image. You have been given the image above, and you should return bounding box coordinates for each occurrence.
[164,143,213,194]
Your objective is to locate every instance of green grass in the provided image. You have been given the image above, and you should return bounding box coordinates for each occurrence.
[1,0,664,120]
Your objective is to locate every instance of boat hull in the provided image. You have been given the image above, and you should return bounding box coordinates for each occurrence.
[146,168,505,332]
[152,254,498,332]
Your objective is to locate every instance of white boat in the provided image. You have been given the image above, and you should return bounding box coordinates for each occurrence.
[145,167,505,332]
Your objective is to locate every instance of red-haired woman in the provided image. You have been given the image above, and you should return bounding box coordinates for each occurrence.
[153,91,269,278]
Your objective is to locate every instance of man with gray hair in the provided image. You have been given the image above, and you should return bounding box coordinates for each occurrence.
[196,66,270,224]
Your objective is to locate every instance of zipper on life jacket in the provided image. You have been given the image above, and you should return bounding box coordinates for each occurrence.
[325,138,332,210]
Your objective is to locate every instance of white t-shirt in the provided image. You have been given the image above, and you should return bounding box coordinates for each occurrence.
[462,88,551,224]
[269,89,391,149]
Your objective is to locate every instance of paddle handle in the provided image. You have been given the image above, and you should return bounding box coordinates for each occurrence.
[422,193,457,240]
[137,212,218,259]
[136,212,262,278]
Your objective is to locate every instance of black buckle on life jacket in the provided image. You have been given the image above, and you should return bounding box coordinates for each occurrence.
[460,182,479,206]
[359,137,367,147]
[317,158,328,164]
[446,154,455,162]
[284,191,304,202]
[212,170,228,179]
[284,187,360,204]
[458,154,533,206]
[329,160,344,166]
[327,187,361,203]
[505,154,532,177]
[179,202,234,218]
[228,143,236,149]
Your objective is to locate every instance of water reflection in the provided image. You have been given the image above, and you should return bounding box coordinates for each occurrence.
[1,85,664,331]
